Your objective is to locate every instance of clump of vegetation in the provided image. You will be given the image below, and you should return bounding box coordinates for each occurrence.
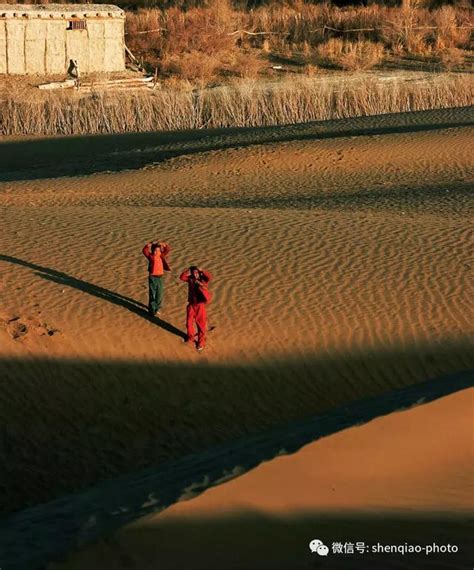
[123,1,472,81]
[2,75,472,136]
[437,47,465,70]
[317,39,385,70]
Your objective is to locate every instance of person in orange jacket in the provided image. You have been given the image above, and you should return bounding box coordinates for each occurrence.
[179,266,212,351]
[142,241,171,316]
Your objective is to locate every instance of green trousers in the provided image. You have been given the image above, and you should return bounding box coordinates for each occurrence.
[148,275,164,314]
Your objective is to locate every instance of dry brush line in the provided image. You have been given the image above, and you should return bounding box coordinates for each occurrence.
[128,24,473,38]
[1,75,472,136]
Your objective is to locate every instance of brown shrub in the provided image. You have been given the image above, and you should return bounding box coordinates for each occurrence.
[381,6,432,55]
[340,41,385,71]
[126,2,237,62]
[125,3,471,78]
[163,5,235,56]
[160,50,221,82]
[432,6,472,50]
[317,39,385,71]
[222,51,266,79]
[316,38,345,62]
[126,9,166,55]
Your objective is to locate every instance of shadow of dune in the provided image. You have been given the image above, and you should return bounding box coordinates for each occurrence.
[52,512,474,570]
[0,254,185,339]
[1,107,472,182]
[131,180,473,213]
[0,364,474,570]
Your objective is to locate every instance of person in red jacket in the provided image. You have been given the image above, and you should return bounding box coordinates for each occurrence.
[142,241,171,316]
[179,266,212,351]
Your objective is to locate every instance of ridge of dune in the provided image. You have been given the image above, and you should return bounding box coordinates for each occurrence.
[48,387,474,570]
[159,388,474,516]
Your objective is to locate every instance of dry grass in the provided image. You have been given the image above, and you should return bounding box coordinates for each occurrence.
[437,47,466,70]
[317,39,385,71]
[221,51,267,79]
[1,75,472,136]
[124,3,472,80]
[432,6,472,51]
[160,50,221,82]
[340,42,385,71]
[126,1,239,77]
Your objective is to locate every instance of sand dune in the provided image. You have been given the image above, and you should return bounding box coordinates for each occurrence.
[50,387,474,570]
[1,106,472,182]
[1,371,471,570]
[0,108,473,568]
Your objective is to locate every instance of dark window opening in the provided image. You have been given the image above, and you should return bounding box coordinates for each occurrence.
[67,20,87,30]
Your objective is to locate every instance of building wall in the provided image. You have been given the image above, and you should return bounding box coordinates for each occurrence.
[47,21,67,74]
[104,20,125,72]
[6,20,26,74]
[26,19,46,74]
[0,20,5,73]
[0,15,125,75]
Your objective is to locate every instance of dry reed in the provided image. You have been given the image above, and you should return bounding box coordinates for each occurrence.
[317,39,385,70]
[1,75,472,136]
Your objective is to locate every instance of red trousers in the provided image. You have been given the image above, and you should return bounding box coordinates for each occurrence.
[186,303,207,347]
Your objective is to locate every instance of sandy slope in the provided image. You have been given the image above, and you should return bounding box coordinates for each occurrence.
[51,388,474,570]
[158,390,474,516]
[0,108,473,523]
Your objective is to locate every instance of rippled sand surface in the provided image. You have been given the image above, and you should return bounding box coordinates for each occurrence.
[0,108,472,560]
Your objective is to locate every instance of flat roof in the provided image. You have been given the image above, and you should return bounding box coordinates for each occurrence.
[0,4,124,15]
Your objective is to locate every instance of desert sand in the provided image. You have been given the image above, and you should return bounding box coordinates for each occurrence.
[0,107,473,568]
[51,387,474,570]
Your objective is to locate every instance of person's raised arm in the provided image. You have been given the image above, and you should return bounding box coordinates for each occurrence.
[160,242,171,258]
[142,243,152,259]
[199,269,212,283]
[160,242,171,271]
[179,269,190,282]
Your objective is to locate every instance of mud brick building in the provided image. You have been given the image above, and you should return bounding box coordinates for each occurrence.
[0,4,125,75]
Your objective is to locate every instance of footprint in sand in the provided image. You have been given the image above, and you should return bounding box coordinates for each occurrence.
[2,315,59,341]
[6,317,28,340]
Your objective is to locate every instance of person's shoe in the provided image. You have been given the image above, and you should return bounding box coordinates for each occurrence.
[196,345,204,352]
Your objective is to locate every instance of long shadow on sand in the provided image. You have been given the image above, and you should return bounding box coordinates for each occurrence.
[1,107,472,182]
[58,512,474,570]
[0,254,185,339]
[0,364,472,570]
[141,179,473,213]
